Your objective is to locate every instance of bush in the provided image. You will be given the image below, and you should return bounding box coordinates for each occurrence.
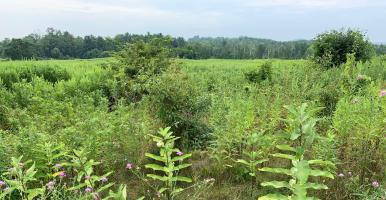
[244,61,272,84]
[149,65,211,148]
[311,29,374,68]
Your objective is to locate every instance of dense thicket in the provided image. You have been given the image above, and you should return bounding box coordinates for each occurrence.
[311,29,374,68]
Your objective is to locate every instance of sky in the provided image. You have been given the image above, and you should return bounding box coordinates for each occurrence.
[1,0,386,42]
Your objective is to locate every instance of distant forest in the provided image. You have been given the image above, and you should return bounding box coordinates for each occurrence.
[1,28,385,60]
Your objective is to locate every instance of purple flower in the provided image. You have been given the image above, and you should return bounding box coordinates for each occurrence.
[372,181,380,188]
[338,173,344,177]
[59,171,66,178]
[357,74,363,80]
[380,89,386,97]
[46,181,55,190]
[176,151,184,156]
[100,177,108,183]
[85,187,93,193]
[0,181,5,187]
[85,175,91,179]
[126,163,133,170]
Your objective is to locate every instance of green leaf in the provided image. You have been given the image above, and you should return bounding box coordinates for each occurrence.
[147,174,168,181]
[261,181,290,189]
[305,183,328,190]
[97,183,114,192]
[308,160,335,168]
[271,153,296,160]
[171,188,184,196]
[145,164,165,172]
[259,167,292,176]
[175,176,192,183]
[174,163,192,171]
[171,153,192,162]
[276,145,296,152]
[236,159,250,166]
[309,170,334,179]
[27,188,44,200]
[145,153,165,162]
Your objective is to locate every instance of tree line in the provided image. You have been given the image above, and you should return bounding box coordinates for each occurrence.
[0,28,385,60]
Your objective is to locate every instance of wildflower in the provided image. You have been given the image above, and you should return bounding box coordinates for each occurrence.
[351,98,359,104]
[85,187,93,193]
[357,74,363,80]
[100,177,108,183]
[338,173,344,177]
[0,180,5,187]
[380,89,386,97]
[176,151,184,156]
[46,181,55,190]
[59,171,66,178]
[19,163,24,168]
[126,163,133,169]
[54,163,62,168]
[85,175,91,179]
[348,171,352,176]
[372,181,380,188]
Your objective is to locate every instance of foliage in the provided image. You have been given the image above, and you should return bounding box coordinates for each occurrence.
[244,61,273,84]
[259,103,335,200]
[145,127,192,200]
[311,29,374,68]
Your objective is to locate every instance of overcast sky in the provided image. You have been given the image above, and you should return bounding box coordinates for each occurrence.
[1,0,385,42]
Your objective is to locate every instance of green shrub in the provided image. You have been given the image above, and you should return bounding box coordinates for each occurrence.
[244,61,273,84]
[311,29,374,68]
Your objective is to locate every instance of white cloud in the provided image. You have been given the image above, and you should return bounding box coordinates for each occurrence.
[0,0,173,17]
[244,0,382,9]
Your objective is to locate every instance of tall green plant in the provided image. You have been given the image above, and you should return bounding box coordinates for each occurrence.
[259,103,335,200]
[145,127,192,200]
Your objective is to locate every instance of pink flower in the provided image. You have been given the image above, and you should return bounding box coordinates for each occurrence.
[380,89,386,97]
[176,151,184,156]
[59,171,66,178]
[372,181,380,188]
[46,181,55,190]
[100,177,108,183]
[338,173,344,177]
[0,181,5,187]
[85,175,91,179]
[126,163,133,169]
[85,187,93,193]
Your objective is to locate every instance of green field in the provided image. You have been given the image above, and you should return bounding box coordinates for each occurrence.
[0,57,385,199]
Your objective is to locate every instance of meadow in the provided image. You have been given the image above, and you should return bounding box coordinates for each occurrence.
[0,56,385,200]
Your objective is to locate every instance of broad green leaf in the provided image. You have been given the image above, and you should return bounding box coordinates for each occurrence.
[272,153,296,160]
[97,183,114,192]
[310,170,334,179]
[145,153,165,162]
[236,159,250,166]
[260,167,292,176]
[175,176,192,183]
[174,163,192,170]
[147,174,168,181]
[261,181,290,189]
[27,188,44,200]
[145,164,165,171]
[276,145,296,152]
[171,153,192,162]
